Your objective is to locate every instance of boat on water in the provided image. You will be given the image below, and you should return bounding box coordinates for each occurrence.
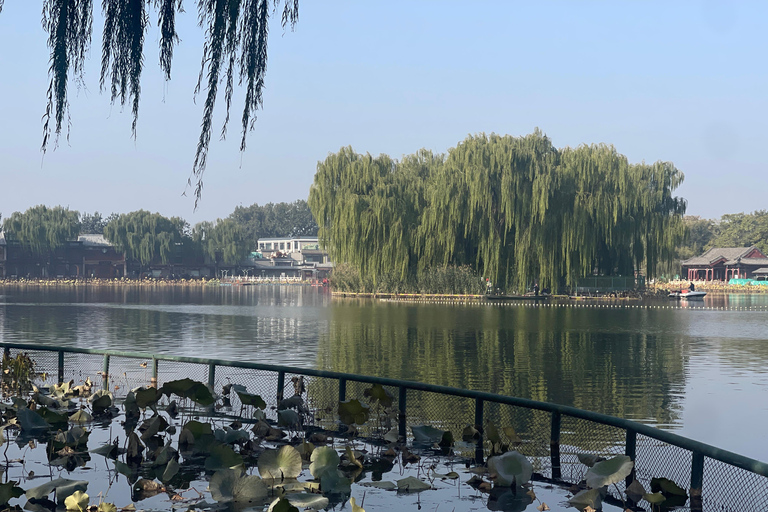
[668,290,707,299]
[485,294,549,301]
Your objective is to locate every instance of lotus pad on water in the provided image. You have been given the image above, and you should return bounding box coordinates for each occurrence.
[487,451,533,486]
[585,455,634,488]
[258,445,302,479]
[209,469,268,503]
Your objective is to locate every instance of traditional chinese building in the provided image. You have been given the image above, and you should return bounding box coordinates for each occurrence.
[681,246,768,281]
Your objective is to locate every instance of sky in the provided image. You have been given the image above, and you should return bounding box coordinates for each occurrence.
[1,1,767,225]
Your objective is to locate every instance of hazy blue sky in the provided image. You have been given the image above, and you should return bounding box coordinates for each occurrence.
[1,1,766,225]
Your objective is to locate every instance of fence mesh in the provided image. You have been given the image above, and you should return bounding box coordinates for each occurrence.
[4,345,768,511]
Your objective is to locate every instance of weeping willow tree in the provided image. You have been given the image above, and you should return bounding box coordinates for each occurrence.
[2,205,81,259]
[103,210,187,269]
[192,218,249,266]
[7,0,299,206]
[308,147,442,289]
[309,131,687,293]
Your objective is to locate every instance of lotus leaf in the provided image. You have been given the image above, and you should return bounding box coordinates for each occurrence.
[97,503,117,512]
[277,409,300,428]
[114,461,138,483]
[309,446,340,479]
[259,445,302,480]
[214,427,251,445]
[396,476,431,492]
[0,481,23,505]
[89,390,112,409]
[411,425,445,444]
[152,441,177,466]
[64,490,89,511]
[644,492,666,504]
[568,488,603,510]
[236,390,266,409]
[134,387,161,409]
[284,493,329,508]
[363,383,393,407]
[487,451,533,486]
[206,468,268,503]
[139,414,168,442]
[585,455,633,488]
[126,432,144,460]
[69,410,93,424]
[161,458,179,483]
[486,423,502,444]
[205,443,244,471]
[626,479,646,501]
[35,393,60,408]
[17,407,50,432]
[577,453,603,467]
[487,487,534,512]
[26,478,88,504]
[338,399,370,425]
[267,497,300,512]
[278,395,305,411]
[462,425,480,441]
[503,426,523,445]
[90,442,120,459]
[343,446,364,468]
[38,407,69,429]
[384,428,399,443]
[182,420,213,439]
[650,477,687,497]
[161,378,214,406]
[320,469,352,494]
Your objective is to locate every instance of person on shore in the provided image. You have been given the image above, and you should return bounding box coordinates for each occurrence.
[689,281,695,292]
[534,282,540,296]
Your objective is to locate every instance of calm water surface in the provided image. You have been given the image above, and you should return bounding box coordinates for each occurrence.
[1,285,767,461]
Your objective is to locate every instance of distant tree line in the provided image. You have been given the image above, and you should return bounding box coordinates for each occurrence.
[309,131,688,293]
[1,200,317,272]
[677,211,768,260]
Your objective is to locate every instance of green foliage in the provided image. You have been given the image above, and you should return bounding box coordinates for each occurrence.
[228,200,319,250]
[310,132,687,292]
[103,210,187,266]
[192,219,249,265]
[710,210,768,253]
[2,205,80,257]
[79,212,117,235]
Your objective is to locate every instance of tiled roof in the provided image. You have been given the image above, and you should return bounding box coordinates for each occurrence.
[753,268,768,275]
[682,246,768,266]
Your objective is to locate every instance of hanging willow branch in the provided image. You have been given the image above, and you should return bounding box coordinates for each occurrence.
[41,0,93,152]
[28,0,299,205]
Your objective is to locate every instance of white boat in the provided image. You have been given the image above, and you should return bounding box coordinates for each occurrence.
[668,290,707,299]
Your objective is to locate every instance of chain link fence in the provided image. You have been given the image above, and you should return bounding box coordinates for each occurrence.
[3,343,768,511]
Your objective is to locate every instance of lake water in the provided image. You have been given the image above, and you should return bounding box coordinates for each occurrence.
[1,285,767,462]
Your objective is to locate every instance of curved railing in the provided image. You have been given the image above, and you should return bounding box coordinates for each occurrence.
[1,342,764,511]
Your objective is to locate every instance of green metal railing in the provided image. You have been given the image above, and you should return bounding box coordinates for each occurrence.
[1,342,766,511]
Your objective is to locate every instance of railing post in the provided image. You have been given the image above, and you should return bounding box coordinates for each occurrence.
[58,351,65,383]
[690,451,705,511]
[276,371,285,401]
[101,355,110,390]
[2,347,9,359]
[625,429,637,487]
[398,386,407,438]
[474,398,484,463]
[151,358,158,388]
[338,378,347,402]
[550,411,561,479]
[207,363,216,390]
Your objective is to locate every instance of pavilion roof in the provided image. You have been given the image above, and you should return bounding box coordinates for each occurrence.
[681,246,768,266]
